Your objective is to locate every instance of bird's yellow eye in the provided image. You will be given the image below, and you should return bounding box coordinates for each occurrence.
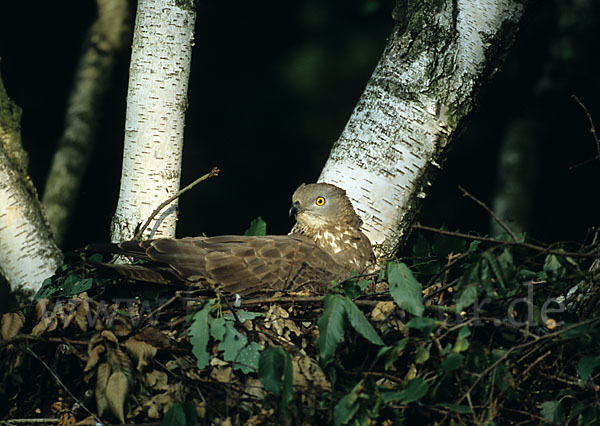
[315,196,326,206]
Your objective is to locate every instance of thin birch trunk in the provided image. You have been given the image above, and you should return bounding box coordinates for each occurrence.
[110,0,196,243]
[0,70,62,294]
[42,0,130,247]
[318,0,526,258]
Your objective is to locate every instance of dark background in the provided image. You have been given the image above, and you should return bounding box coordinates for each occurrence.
[0,0,599,252]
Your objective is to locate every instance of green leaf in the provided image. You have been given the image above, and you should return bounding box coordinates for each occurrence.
[412,233,430,259]
[540,400,565,424]
[433,231,466,260]
[316,294,347,362]
[209,317,227,341]
[219,323,259,373]
[398,378,429,403]
[405,317,438,335]
[441,353,463,371]
[259,347,293,415]
[415,345,430,364]
[387,261,424,317]
[333,381,362,426]
[544,254,565,279]
[244,216,266,236]
[342,297,384,346]
[456,284,478,312]
[161,402,198,426]
[188,302,215,370]
[35,278,59,300]
[236,342,261,374]
[381,378,429,403]
[87,253,104,263]
[226,311,262,322]
[259,347,287,395]
[483,251,505,290]
[578,355,600,384]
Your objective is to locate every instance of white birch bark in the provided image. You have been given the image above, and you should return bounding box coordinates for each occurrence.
[110,0,196,243]
[0,72,62,293]
[42,0,130,247]
[318,0,526,258]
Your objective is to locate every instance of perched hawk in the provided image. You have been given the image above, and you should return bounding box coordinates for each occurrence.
[85,183,375,296]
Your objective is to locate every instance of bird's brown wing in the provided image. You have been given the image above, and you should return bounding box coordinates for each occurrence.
[86,235,348,295]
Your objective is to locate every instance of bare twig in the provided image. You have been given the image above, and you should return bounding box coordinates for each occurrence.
[458,185,518,242]
[572,94,600,159]
[135,166,220,240]
[412,224,600,259]
[454,315,600,406]
[24,346,98,421]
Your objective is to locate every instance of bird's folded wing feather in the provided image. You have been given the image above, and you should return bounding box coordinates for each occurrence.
[86,235,348,295]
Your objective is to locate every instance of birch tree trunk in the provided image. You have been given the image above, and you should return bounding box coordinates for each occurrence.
[0,70,63,294]
[318,0,526,258]
[110,0,196,243]
[42,0,130,247]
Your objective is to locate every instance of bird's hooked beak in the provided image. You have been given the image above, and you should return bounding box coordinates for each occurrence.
[289,201,300,219]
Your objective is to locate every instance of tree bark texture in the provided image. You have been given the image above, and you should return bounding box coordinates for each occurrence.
[0,70,62,293]
[318,0,526,258]
[42,0,131,247]
[110,0,196,243]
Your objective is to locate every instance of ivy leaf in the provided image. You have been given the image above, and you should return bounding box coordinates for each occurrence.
[316,294,347,362]
[387,261,424,317]
[244,216,266,236]
[342,297,384,346]
[188,302,215,370]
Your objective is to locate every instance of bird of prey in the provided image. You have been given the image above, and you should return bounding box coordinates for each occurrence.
[84,183,375,296]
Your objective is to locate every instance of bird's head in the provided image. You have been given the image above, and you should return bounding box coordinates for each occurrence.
[289,183,363,230]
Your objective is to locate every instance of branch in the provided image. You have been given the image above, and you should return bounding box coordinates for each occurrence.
[412,224,600,259]
[134,167,220,240]
[458,185,518,242]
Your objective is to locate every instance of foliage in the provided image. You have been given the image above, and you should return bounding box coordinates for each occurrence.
[3,224,600,424]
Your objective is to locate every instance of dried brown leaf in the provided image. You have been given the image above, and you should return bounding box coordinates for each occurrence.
[31,316,55,337]
[294,355,331,392]
[1,312,24,340]
[84,345,106,372]
[144,370,169,390]
[101,329,119,344]
[124,337,157,372]
[95,362,111,418]
[106,370,129,423]
[75,299,90,332]
[35,299,51,321]
[135,327,170,348]
[371,301,396,322]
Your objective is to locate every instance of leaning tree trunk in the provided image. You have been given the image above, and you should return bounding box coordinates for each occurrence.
[318,0,527,258]
[0,70,63,294]
[42,0,131,248]
[110,0,196,243]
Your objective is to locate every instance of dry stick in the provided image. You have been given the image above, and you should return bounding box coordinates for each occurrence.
[412,224,600,259]
[24,346,99,422]
[458,185,518,242]
[572,94,600,159]
[134,166,220,240]
[453,315,600,407]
